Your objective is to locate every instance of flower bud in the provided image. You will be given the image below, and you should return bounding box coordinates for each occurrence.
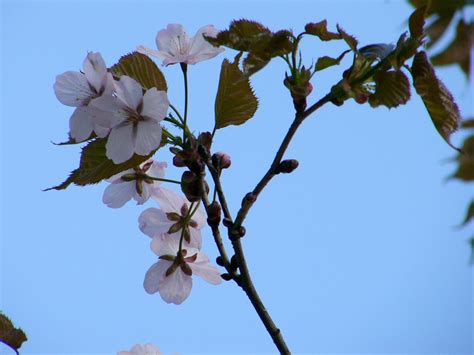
[230,255,239,271]
[223,217,233,228]
[173,155,186,167]
[198,132,213,151]
[216,256,225,266]
[355,93,368,104]
[221,273,232,281]
[181,171,208,202]
[242,192,257,207]
[212,152,232,169]
[276,159,299,174]
[206,201,222,227]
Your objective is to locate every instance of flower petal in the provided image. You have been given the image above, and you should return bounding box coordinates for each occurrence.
[138,208,173,238]
[188,227,203,250]
[134,120,162,157]
[158,268,192,304]
[141,88,169,122]
[83,52,107,94]
[115,76,143,110]
[54,71,94,107]
[134,182,153,205]
[189,252,222,285]
[143,260,170,294]
[187,25,225,64]
[150,234,180,256]
[156,24,189,57]
[152,188,186,213]
[137,45,170,62]
[146,161,167,180]
[102,180,135,208]
[106,124,135,164]
[89,94,128,129]
[69,107,94,142]
[118,343,162,355]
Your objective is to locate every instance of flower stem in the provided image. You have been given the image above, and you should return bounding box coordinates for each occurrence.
[146,176,181,185]
[181,63,189,145]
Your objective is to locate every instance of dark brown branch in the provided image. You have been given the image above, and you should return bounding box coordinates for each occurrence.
[232,92,335,230]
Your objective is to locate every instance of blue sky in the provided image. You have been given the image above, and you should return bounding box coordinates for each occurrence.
[1,0,473,354]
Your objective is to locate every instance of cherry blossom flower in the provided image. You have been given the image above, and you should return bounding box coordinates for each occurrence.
[139,188,205,249]
[144,234,221,304]
[137,24,224,66]
[102,160,167,208]
[91,75,169,164]
[117,344,161,355]
[54,52,114,142]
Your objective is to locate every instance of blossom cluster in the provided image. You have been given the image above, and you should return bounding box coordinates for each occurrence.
[54,24,223,164]
[103,159,222,304]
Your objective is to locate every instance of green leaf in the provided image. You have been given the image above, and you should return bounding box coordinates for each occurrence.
[206,20,293,76]
[460,200,474,226]
[243,52,271,77]
[431,20,473,78]
[369,70,411,108]
[53,133,96,146]
[336,25,358,52]
[47,134,166,190]
[304,20,341,41]
[110,52,167,91]
[314,51,350,72]
[215,55,258,129]
[411,51,461,150]
[451,135,474,181]
[0,313,27,353]
[206,19,271,52]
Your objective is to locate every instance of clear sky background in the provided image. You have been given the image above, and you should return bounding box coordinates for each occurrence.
[1,0,473,354]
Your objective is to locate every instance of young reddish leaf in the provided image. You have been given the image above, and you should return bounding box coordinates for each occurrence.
[215,55,258,129]
[460,200,474,226]
[0,313,27,353]
[408,0,464,16]
[431,20,473,78]
[425,11,455,48]
[368,70,411,108]
[304,20,341,41]
[110,52,167,91]
[451,136,474,181]
[462,119,474,129]
[336,25,358,52]
[359,43,394,62]
[411,51,461,150]
[409,5,426,39]
[314,50,350,72]
[47,133,166,190]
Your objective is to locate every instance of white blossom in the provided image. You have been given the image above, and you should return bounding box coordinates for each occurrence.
[54,52,114,141]
[103,160,167,208]
[144,234,221,304]
[137,24,224,66]
[91,75,169,164]
[117,344,161,355]
[139,188,205,249]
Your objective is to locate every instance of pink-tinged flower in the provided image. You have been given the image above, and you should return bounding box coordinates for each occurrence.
[144,234,221,304]
[139,188,205,249]
[103,160,167,208]
[54,52,114,142]
[137,24,224,66]
[91,75,169,164]
[117,344,161,355]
